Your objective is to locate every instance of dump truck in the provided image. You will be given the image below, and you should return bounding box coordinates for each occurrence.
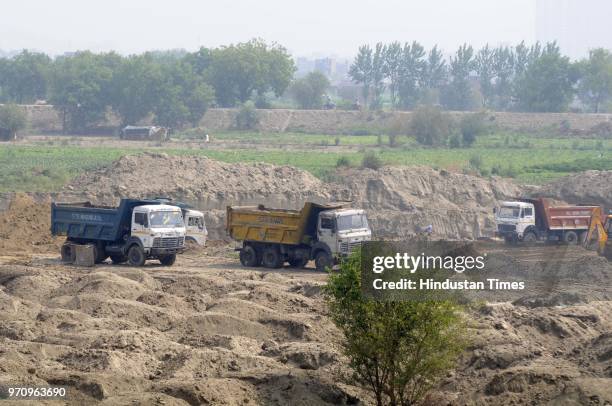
[583,207,612,260]
[51,199,186,266]
[150,198,208,246]
[494,198,601,244]
[226,202,372,271]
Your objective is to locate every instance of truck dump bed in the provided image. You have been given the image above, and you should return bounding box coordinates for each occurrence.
[226,202,343,245]
[527,198,601,231]
[51,199,159,242]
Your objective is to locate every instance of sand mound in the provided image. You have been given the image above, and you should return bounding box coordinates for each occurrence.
[59,154,522,240]
[537,170,612,208]
[0,193,61,253]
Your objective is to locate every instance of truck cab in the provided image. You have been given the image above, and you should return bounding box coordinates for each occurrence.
[184,209,208,246]
[318,209,371,256]
[494,201,535,242]
[131,204,186,252]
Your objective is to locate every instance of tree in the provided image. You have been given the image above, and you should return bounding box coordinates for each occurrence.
[460,112,488,146]
[577,48,612,113]
[397,42,426,109]
[325,253,465,406]
[108,55,161,126]
[207,39,294,106]
[383,42,403,108]
[491,46,515,110]
[370,43,386,109]
[421,46,447,104]
[474,45,495,107]
[441,44,475,111]
[49,51,114,133]
[0,50,51,104]
[152,61,215,128]
[349,45,373,107]
[0,104,27,140]
[290,71,330,109]
[514,42,576,112]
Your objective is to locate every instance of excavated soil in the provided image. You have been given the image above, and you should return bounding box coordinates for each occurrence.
[60,153,522,240]
[537,170,612,209]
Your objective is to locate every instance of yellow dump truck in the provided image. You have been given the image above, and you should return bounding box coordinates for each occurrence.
[226,202,372,271]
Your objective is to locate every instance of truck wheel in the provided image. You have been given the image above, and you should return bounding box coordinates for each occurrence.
[563,231,579,245]
[288,257,308,268]
[110,255,127,264]
[159,254,176,266]
[61,243,76,263]
[239,246,260,267]
[261,246,283,268]
[315,251,332,272]
[127,245,146,266]
[523,232,537,244]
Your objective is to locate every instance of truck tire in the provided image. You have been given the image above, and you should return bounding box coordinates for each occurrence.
[288,257,309,268]
[110,255,127,264]
[159,254,176,266]
[261,246,283,269]
[239,245,260,267]
[127,245,146,266]
[563,231,579,245]
[522,232,537,244]
[315,251,332,272]
[61,243,76,263]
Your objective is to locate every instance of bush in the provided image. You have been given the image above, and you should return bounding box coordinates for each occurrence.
[468,154,483,170]
[325,253,465,406]
[336,156,351,168]
[460,112,487,146]
[448,134,462,148]
[361,151,383,170]
[334,136,341,146]
[0,104,27,140]
[235,101,259,130]
[411,105,453,146]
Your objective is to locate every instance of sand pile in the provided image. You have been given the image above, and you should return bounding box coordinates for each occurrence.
[61,154,522,240]
[0,193,61,253]
[331,166,521,239]
[536,170,612,208]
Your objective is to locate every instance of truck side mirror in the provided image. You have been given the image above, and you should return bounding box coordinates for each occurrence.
[493,207,497,214]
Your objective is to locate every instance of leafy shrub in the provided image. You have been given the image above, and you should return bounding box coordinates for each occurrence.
[460,112,487,146]
[0,104,27,140]
[448,134,462,148]
[325,253,465,406]
[336,156,351,168]
[411,105,453,146]
[468,154,483,170]
[334,136,341,146]
[361,151,383,170]
[235,101,259,130]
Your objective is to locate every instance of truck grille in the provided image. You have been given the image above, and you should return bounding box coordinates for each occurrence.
[152,237,185,248]
[340,241,363,253]
[497,224,516,233]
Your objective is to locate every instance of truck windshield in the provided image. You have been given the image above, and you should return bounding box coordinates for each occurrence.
[498,206,520,218]
[337,214,369,231]
[150,211,184,228]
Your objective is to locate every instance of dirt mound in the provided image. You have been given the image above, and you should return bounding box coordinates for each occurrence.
[537,170,612,208]
[0,193,61,253]
[331,166,522,239]
[61,154,522,240]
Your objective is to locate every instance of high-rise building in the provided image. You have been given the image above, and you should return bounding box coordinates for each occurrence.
[536,0,612,59]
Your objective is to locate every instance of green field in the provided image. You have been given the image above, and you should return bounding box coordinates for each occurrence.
[1,132,611,192]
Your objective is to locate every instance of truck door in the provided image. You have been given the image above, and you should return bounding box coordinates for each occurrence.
[318,215,337,253]
[132,212,148,234]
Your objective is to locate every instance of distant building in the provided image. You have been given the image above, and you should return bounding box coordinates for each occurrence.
[536,0,612,59]
[314,57,335,77]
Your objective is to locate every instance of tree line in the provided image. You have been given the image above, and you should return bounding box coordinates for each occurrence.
[0,39,295,132]
[349,41,612,113]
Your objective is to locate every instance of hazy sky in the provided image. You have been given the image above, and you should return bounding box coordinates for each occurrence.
[2,0,536,58]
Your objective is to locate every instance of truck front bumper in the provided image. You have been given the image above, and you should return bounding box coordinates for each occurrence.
[149,247,185,256]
